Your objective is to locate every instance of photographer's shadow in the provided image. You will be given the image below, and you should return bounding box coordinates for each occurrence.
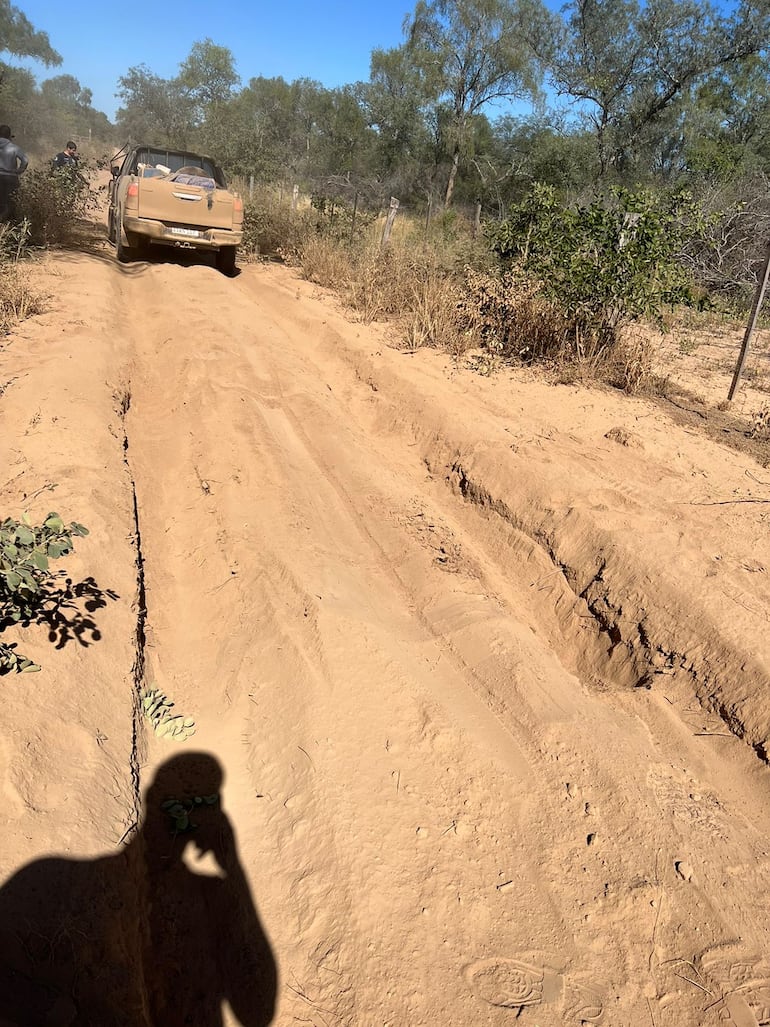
[0,752,277,1026]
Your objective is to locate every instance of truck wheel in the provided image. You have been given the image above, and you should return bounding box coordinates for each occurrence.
[216,246,237,276]
[116,229,132,264]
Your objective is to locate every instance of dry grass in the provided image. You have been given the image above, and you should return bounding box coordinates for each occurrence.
[297,222,485,360]
[0,223,46,334]
[0,264,45,333]
[287,210,666,392]
[0,262,45,331]
[300,235,355,292]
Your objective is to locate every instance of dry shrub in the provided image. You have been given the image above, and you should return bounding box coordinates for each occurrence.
[750,406,770,439]
[399,265,470,356]
[603,331,656,394]
[345,245,428,324]
[0,264,45,333]
[240,184,320,260]
[460,268,659,392]
[346,246,391,322]
[344,242,474,356]
[461,268,571,363]
[299,235,354,291]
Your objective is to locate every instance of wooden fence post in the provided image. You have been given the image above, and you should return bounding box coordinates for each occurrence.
[249,175,254,201]
[349,190,359,244]
[472,201,482,239]
[292,184,299,211]
[728,238,770,402]
[381,196,400,249]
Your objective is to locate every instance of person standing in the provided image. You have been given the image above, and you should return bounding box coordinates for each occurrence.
[52,140,79,170]
[0,124,28,221]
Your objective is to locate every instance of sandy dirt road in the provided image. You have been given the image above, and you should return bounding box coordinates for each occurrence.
[2,244,770,1027]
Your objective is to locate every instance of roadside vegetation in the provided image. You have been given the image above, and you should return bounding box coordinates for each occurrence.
[4,0,770,387]
[0,512,89,675]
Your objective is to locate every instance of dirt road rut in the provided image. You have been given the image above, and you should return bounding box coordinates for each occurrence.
[2,250,770,1026]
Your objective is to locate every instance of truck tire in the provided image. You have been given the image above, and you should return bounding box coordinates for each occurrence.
[116,228,133,264]
[216,245,237,276]
[116,224,146,264]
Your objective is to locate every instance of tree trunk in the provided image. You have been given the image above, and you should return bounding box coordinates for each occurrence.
[444,144,461,208]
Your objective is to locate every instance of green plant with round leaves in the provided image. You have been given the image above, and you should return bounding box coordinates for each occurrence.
[0,511,89,674]
[142,687,196,741]
[161,793,219,834]
[487,184,713,356]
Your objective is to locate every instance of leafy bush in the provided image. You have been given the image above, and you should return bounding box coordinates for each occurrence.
[487,184,706,357]
[0,511,89,674]
[15,161,97,247]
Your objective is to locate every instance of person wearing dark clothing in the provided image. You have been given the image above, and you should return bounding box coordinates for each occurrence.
[53,140,79,170]
[0,124,28,220]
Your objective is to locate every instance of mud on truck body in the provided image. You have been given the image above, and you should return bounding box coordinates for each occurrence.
[107,145,243,274]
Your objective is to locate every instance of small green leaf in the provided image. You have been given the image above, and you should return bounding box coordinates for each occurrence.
[4,570,21,590]
[44,514,64,532]
[30,551,49,571]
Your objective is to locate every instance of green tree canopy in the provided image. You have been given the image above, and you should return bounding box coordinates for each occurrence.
[0,0,60,65]
[401,0,543,207]
[538,0,770,178]
[178,38,240,123]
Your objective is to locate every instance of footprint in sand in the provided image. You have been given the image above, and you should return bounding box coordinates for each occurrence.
[700,948,770,1026]
[465,953,604,1023]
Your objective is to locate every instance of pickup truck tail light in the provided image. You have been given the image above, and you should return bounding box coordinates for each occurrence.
[125,181,139,211]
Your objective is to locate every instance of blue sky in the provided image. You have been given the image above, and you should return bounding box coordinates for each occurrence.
[10,0,414,121]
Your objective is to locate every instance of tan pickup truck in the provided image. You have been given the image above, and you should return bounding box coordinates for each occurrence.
[107,145,243,274]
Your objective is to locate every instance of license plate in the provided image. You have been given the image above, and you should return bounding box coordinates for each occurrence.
[169,227,201,238]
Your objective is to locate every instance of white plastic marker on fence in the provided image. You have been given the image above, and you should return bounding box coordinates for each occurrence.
[728,237,770,402]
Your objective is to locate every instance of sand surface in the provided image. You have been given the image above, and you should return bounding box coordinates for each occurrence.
[2,234,770,1027]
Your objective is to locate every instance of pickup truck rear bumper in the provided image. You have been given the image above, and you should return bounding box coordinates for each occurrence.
[123,216,242,250]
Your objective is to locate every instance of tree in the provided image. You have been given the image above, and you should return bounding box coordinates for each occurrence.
[365,46,432,183]
[540,0,770,178]
[178,39,240,124]
[0,0,60,66]
[115,65,193,146]
[402,0,542,207]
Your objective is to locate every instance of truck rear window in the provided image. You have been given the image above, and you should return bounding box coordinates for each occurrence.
[132,149,224,186]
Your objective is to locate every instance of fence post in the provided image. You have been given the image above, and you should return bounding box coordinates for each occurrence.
[728,237,770,402]
[424,197,432,240]
[292,184,299,211]
[350,190,359,244]
[473,201,482,239]
[249,175,254,201]
[381,196,400,250]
